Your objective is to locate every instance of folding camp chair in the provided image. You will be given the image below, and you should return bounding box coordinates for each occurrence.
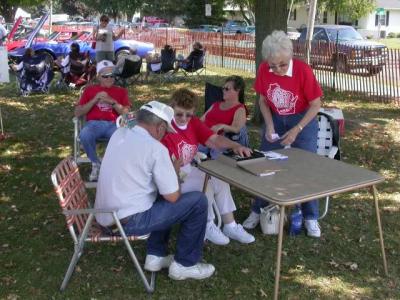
[51,157,155,293]
[114,59,142,87]
[147,49,176,83]
[316,111,341,219]
[180,50,206,79]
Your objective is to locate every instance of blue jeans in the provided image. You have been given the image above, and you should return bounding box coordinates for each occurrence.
[121,192,208,267]
[252,112,320,220]
[79,120,116,164]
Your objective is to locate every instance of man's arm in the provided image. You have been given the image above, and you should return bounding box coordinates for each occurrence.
[162,190,180,203]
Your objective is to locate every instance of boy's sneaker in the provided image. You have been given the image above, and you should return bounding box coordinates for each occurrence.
[205,222,229,245]
[223,224,255,244]
[144,254,174,272]
[304,219,321,238]
[168,261,215,280]
[89,162,100,182]
[243,211,260,229]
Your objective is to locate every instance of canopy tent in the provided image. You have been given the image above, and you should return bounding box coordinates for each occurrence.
[15,8,31,20]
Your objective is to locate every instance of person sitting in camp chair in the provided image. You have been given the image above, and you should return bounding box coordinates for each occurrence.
[74,60,131,182]
[144,44,176,81]
[174,41,204,73]
[114,47,141,75]
[199,76,249,159]
[56,43,94,88]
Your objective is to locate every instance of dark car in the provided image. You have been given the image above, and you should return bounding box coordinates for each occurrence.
[297,25,387,75]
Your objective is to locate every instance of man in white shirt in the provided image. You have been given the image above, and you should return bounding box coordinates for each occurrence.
[95,100,215,280]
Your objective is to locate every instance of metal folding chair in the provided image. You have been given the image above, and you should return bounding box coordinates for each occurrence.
[317,111,341,219]
[51,157,155,293]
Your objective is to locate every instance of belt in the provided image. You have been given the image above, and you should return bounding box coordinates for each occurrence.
[107,217,130,234]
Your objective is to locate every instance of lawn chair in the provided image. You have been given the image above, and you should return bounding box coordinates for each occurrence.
[317,111,341,219]
[148,48,177,83]
[114,58,142,87]
[179,50,206,79]
[51,157,155,293]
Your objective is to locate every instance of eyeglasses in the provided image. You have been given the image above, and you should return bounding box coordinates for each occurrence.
[269,63,289,70]
[101,74,114,79]
[175,112,194,118]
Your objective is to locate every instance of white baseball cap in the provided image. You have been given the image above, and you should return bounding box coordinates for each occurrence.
[96,60,114,74]
[140,101,176,133]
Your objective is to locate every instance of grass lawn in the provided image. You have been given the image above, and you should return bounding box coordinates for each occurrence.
[0,68,399,299]
[375,38,400,49]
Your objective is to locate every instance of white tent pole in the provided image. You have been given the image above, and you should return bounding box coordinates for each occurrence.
[306,0,318,64]
[287,0,295,25]
[0,107,4,135]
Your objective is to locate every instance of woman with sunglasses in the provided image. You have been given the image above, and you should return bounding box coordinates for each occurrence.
[200,76,249,158]
[93,14,125,62]
[162,88,255,245]
[243,30,323,238]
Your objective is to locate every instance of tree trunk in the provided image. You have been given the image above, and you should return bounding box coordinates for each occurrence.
[253,0,287,124]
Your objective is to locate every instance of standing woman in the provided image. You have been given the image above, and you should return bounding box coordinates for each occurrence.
[93,15,125,62]
[243,30,323,237]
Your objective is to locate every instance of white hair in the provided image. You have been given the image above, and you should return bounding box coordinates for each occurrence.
[262,30,293,60]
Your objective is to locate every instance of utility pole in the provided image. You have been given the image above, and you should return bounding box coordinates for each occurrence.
[49,0,53,34]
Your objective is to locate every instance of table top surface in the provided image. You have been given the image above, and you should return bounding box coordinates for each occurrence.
[197,148,384,205]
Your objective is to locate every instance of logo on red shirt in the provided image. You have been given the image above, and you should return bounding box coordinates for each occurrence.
[267,83,298,115]
[177,141,197,165]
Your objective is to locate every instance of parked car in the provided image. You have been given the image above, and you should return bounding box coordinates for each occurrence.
[192,24,219,32]
[297,25,387,75]
[218,20,248,34]
[287,27,300,40]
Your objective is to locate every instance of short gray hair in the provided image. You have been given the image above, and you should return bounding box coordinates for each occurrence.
[136,109,165,127]
[262,30,293,60]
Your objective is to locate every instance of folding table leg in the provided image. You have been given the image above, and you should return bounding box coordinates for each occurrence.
[372,185,388,276]
[273,205,286,300]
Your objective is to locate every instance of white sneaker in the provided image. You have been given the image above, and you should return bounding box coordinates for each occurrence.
[205,222,229,245]
[89,162,100,182]
[304,220,321,238]
[144,254,174,272]
[223,224,255,244]
[168,261,215,280]
[243,211,260,229]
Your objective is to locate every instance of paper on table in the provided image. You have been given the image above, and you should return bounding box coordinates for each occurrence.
[261,151,288,160]
[237,159,284,177]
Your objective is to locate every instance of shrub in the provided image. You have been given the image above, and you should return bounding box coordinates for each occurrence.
[366,35,373,40]
[387,32,396,38]
[397,33,400,38]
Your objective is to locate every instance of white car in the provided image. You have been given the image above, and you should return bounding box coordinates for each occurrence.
[287,27,300,40]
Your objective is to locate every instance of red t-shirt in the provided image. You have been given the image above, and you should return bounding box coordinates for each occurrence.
[204,101,246,128]
[162,117,214,166]
[78,85,131,122]
[253,59,322,115]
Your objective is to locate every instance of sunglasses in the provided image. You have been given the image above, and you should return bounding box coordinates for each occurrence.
[101,74,114,79]
[222,86,234,92]
[269,63,289,70]
[175,112,194,118]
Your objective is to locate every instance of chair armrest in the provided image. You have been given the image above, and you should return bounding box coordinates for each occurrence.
[62,208,118,215]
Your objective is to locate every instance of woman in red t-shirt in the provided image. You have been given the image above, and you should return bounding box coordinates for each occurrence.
[243,30,322,238]
[162,88,255,245]
[201,76,249,151]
